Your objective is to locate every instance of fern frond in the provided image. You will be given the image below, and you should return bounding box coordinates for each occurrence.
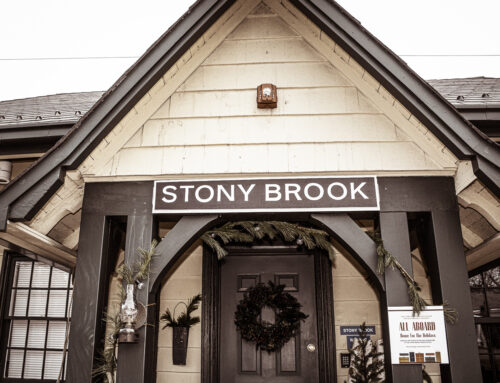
[201,233,228,260]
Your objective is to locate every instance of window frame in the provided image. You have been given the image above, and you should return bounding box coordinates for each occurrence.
[0,251,72,382]
[470,261,500,383]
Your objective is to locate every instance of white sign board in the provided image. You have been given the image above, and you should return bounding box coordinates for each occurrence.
[388,306,449,364]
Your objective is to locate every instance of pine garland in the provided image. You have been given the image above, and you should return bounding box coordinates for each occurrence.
[93,240,158,383]
[201,221,336,263]
[368,229,458,323]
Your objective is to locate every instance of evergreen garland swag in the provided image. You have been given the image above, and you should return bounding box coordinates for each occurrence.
[234,281,308,352]
[201,221,336,263]
[368,229,458,323]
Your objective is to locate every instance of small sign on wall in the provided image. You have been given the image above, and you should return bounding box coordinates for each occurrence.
[388,306,449,364]
[340,325,376,336]
[340,325,376,350]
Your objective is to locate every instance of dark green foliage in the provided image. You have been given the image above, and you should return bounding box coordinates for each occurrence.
[93,240,157,382]
[161,294,202,328]
[368,228,458,322]
[92,311,123,382]
[234,281,308,352]
[201,221,335,263]
[443,301,458,325]
[118,239,158,284]
[348,323,385,383]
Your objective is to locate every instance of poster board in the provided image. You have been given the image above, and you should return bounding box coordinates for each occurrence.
[388,306,449,364]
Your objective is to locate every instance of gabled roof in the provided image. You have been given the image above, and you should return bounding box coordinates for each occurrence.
[0,91,104,128]
[428,77,500,109]
[0,92,104,156]
[0,0,499,230]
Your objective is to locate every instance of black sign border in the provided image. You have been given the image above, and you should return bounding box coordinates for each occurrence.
[152,175,380,214]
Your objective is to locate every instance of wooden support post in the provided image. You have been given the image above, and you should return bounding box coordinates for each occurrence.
[149,215,220,293]
[379,177,482,382]
[116,213,154,383]
[431,209,481,382]
[310,213,384,291]
[66,212,110,382]
[380,212,422,382]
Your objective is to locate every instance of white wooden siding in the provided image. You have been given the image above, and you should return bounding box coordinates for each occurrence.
[101,3,450,178]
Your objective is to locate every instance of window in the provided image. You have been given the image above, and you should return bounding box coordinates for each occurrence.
[470,265,500,383]
[1,255,72,381]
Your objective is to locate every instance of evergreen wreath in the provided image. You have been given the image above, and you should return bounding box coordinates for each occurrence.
[234,281,308,352]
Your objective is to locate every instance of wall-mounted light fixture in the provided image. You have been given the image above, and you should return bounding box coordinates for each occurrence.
[257,83,277,109]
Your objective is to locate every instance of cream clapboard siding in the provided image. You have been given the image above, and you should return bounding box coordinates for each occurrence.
[27,0,459,239]
[100,2,447,178]
[332,249,382,382]
[155,244,383,383]
[157,244,203,383]
[334,247,441,383]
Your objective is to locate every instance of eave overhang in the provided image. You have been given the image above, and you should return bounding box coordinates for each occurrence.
[0,0,498,231]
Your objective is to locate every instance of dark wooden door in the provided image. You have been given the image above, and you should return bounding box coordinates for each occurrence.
[220,250,319,382]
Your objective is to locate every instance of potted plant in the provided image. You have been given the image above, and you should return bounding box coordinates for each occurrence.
[160,294,201,365]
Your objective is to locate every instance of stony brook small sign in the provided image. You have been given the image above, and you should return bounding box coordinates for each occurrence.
[153,176,379,214]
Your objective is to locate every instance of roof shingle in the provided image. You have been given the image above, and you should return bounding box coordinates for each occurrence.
[428,77,500,108]
[0,91,104,128]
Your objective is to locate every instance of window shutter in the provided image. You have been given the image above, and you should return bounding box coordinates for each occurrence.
[24,350,44,379]
[3,258,72,380]
[6,349,24,378]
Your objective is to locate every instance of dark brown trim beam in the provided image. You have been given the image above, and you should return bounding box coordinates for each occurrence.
[292,0,500,194]
[2,0,500,232]
[379,176,482,382]
[431,209,482,382]
[310,213,384,290]
[379,212,422,382]
[149,214,221,294]
[116,213,155,382]
[0,0,237,229]
[293,0,500,163]
[66,212,110,382]
[67,181,155,383]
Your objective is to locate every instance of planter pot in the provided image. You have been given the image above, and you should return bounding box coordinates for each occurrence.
[172,327,189,365]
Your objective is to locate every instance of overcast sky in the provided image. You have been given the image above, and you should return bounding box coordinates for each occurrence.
[0,0,499,101]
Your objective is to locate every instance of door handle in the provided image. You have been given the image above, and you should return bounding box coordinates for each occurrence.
[306,343,316,352]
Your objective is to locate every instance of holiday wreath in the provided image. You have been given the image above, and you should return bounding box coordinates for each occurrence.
[234,281,308,352]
